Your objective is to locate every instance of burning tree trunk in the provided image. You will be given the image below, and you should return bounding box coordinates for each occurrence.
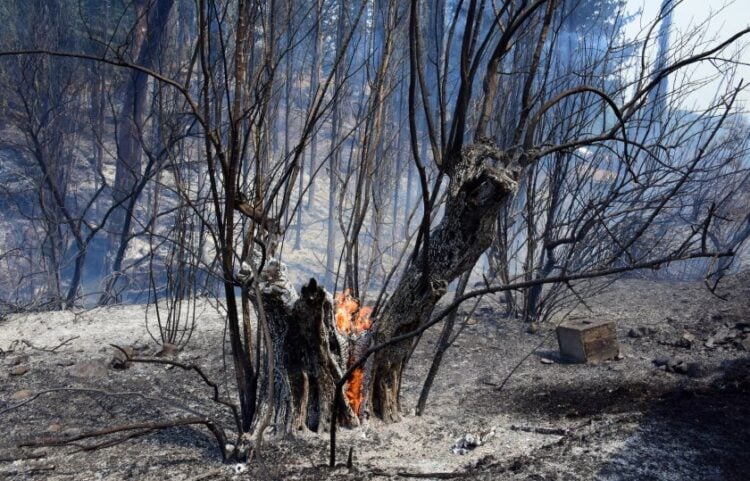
[250,261,374,433]
[370,143,520,422]
[335,289,375,420]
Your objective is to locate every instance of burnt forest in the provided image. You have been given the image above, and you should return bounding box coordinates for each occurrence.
[1,0,749,480]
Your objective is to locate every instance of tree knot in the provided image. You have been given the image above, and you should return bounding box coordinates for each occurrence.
[462,166,518,207]
[428,277,448,299]
[463,139,508,167]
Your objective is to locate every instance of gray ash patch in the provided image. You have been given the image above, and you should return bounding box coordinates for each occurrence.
[1,272,749,480]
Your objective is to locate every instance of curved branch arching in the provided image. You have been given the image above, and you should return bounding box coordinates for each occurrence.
[523,86,632,179]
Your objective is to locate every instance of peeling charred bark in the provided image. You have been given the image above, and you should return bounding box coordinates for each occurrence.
[370,143,520,422]
[251,261,357,433]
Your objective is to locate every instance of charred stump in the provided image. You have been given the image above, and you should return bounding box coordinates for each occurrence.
[251,260,371,434]
[254,143,518,428]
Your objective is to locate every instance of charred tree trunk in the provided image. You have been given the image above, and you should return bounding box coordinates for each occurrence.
[251,261,359,433]
[370,142,519,422]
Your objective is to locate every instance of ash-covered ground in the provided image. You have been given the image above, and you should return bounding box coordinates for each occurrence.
[1,272,749,480]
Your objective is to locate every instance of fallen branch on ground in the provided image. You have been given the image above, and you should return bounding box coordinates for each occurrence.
[3,387,233,459]
[110,344,242,435]
[0,387,165,416]
[0,464,55,476]
[510,425,570,436]
[371,468,470,478]
[19,417,228,458]
[21,336,79,353]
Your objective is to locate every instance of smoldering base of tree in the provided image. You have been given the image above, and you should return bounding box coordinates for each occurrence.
[250,260,363,433]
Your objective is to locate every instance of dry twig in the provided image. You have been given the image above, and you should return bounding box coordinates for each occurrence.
[110,344,242,435]
[21,336,79,352]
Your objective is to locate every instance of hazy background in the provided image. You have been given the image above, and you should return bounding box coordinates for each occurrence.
[628,0,750,108]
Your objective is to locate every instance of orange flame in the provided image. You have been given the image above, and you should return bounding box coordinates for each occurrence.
[335,289,373,335]
[345,367,365,417]
[334,288,372,418]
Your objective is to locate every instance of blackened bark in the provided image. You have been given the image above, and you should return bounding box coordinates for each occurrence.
[370,142,519,422]
[252,262,356,433]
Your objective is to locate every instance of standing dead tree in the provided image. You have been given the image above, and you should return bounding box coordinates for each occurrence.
[100,0,176,305]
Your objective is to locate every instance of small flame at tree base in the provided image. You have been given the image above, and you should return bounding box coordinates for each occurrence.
[345,367,365,417]
[335,288,373,419]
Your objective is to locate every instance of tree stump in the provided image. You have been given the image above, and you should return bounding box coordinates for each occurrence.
[251,260,368,433]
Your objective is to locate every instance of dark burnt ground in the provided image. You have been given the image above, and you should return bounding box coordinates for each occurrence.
[461,357,750,481]
[449,269,750,481]
[407,271,750,481]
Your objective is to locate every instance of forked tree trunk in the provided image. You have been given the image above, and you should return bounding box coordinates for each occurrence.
[254,144,519,427]
[370,143,520,422]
